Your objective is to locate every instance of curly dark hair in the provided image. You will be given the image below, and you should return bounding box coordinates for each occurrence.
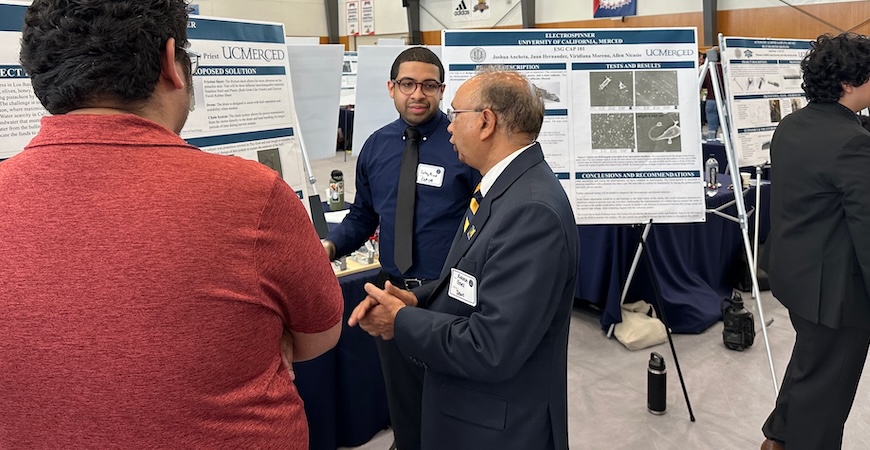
[390,46,444,82]
[19,0,191,114]
[801,33,870,103]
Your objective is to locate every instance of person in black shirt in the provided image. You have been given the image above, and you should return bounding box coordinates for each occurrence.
[760,32,870,450]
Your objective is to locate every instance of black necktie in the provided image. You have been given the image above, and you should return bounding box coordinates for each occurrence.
[395,126,420,274]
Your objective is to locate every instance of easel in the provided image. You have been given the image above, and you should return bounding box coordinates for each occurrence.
[339,106,354,162]
[298,128,330,239]
[698,39,778,397]
[604,41,780,416]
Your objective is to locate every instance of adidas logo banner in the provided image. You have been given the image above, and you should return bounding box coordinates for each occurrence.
[453,0,491,22]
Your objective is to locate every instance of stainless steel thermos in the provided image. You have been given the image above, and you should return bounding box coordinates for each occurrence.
[328,169,344,211]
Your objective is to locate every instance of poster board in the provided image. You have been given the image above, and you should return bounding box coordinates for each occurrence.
[0,3,310,208]
[351,45,442,157]
[442,28,704,225]
[285,44,344,161]
[340,51,358,106]
[720,37,812,168]
[182,16,309,202]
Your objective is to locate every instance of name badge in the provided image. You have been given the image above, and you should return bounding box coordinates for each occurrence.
[448,268,478,307]
[416,163,445,188]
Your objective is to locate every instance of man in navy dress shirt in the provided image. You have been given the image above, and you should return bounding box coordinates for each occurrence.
[323,47,479,450]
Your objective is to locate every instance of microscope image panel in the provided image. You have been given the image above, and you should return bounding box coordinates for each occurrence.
[257,148,284,178]
[589,71,634,107]
[789,98,804,114]
[532,81,563,105]
[769,99,782,123]
[635,71,679,107]
[636,112,682,153]
[591,113,636,151]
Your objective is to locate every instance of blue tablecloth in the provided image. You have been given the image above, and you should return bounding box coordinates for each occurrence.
[576,174,770,334]
[294,268,389,450]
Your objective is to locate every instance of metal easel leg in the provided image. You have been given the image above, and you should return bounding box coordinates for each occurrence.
[751,165,763,301]
[712,34,778,397]
[606,222,652,338]
[637,220,695,422]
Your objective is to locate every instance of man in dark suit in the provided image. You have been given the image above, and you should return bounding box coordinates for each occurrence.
[760,32,870,450]
[349,68,578,449]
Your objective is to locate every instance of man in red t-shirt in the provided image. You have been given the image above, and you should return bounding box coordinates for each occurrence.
[0,1,342,448]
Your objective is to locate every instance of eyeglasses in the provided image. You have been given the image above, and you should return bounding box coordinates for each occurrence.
[446,108,483,122]
[178,46,201,74]
[392,78,442,96]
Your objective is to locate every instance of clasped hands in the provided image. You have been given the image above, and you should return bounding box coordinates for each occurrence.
[348,281,418,340]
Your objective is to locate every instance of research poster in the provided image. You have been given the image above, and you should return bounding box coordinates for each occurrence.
[183,16,309,200]
[341,51,358,106]
[720,37,812,168]
[0,1,46,159]
[442,28,704,225]
[0,3,309,204]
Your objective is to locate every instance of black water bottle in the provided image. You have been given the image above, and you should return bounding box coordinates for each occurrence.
[647,352,667,415]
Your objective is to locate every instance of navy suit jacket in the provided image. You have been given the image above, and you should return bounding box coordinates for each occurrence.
[393,143,579,450]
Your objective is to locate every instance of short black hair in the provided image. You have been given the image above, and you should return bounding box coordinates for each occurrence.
[19,0,191,114]
[390,47,444,82]
[801,33,870,103]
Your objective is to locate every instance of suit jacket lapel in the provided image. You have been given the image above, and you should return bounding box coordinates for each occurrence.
[424,143,547,304]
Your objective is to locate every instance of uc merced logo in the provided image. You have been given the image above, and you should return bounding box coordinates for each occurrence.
[470,47,486,63]
[734,48,754,59]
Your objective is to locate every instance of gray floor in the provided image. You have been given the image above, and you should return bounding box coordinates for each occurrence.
[310,150,870,450]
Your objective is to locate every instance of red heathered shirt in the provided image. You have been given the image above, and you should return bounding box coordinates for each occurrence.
[0,114,342,448]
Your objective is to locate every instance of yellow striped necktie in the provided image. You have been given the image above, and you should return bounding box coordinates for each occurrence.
[463,183,483,233]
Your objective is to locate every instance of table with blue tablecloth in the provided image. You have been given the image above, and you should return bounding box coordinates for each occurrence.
[294,267,390,450]
[576,174,770,334]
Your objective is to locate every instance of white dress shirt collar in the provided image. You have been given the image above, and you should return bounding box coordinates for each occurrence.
[479,143,535,197]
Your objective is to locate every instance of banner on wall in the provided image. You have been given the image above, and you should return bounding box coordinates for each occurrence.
[360,0,375,35]
[346,0,360,37]
[442,28,704,225]
[452,0,491,22]
[593,0,637,18]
